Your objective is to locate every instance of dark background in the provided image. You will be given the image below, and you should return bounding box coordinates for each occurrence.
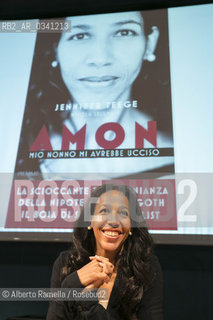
[0,241,213,320]
[0,0,212,19]
[0,0,213,319]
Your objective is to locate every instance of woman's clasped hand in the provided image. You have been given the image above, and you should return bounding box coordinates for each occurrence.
[77,255,114,289]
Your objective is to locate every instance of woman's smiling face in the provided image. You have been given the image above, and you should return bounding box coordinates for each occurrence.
[57,11,147,107]
[92,190,131,254]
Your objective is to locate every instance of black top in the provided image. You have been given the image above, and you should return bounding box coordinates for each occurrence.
[46,250,163,320]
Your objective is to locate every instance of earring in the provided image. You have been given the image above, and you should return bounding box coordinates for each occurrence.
[129,231,132,236]
[146,53,156,62]
[51,60,58,68]
[87,226,92,230]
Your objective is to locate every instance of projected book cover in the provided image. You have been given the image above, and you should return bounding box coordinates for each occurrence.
[5,9,177,230]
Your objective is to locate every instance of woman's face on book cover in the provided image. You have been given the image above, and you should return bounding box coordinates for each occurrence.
[56,11,147,108]
[91,190,131,253]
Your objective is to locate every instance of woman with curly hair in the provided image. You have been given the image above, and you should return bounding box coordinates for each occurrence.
[46,184,163,319]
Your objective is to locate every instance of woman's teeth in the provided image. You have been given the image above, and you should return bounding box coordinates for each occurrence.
[102,230,120,237]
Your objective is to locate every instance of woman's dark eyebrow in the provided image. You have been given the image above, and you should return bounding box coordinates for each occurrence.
[71,20,142,31]
[120,206,129,210]
[113,20,143,27]
[99,204,129,210]
[71,24,91,31]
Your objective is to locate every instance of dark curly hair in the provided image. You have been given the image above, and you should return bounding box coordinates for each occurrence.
[60,183,154,320]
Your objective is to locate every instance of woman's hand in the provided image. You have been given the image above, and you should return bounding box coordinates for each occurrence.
[89,255,114,279]
[77,255,114,289]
